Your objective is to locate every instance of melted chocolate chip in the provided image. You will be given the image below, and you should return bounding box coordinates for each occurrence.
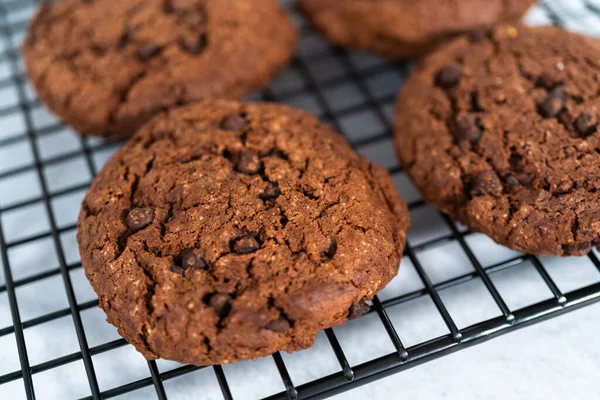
[320,238,337,259]
[126,207,154,231]
[232,235,260,254]
[208,293,232,318]
[471,170,503,196]
[135,42,162,61]
[220,114,246,131]
[505,175,520,188]
[237,150,262,175]
[348,301,370,320]
[266,317,291,332]
[180,249,207,270]
[435,65,461,89]
[260,182,281,201]
[539,87,565,118]
[455,113,482,142]
[179,34,207,55]
[575,113,598,137]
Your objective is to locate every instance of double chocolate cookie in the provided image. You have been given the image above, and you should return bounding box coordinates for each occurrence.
[298,0,535,60]
[395,25,600,256]
[78,100,409,365]
[23,0,298,138]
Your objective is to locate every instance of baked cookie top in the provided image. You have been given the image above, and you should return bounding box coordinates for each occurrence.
[78,100,409,365]
[298,0,535,59]
[395,25,600,256]
[23,0,298,138]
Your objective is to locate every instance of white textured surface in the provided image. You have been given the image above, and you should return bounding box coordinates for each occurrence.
[1,1,600,399]
[337,301,600,400]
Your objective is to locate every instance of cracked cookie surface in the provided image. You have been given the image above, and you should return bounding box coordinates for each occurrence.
[77,100,409,365]
[23,0,298,138]
[298,0,535,60]
[395,25,600,256]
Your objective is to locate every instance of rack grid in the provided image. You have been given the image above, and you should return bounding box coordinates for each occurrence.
[1,0,600,399]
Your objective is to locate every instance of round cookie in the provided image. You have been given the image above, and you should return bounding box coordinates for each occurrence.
[395,25,600,256]
[78,100,409,365]
[23,0,298,138]
[298,0,535,60]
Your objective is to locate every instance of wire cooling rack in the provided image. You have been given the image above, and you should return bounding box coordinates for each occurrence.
[1,0,600,399]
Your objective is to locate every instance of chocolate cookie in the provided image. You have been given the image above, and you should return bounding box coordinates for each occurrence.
[395,25,600,256]
[78,100,409,365]
[298,0,535,60]
[23,0,298,138]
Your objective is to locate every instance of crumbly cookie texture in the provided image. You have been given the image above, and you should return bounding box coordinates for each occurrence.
[298,0,535,60]
[23,0,298,138]
[78,100,409,365]
[395,25,600,256]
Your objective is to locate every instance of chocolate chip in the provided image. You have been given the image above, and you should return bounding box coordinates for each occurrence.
[179,34,207,55]
[563,242,592,256]
[505,175,520,188]
[468,29,487,43]
[266,317,291,332]
[236,150,262,175]
[208,293,232,318]
[471,170,503,196]
[126,207,154,231]
[575,113,598,137]
[135,42,162,61]
[435,65,461,89]
[539,87,565,118]
[348,301,370,320]
[170,265,185,276]
[232,235,260,254]
[320,238,337,259]
[260,182,280,201]
[455,113,483,142]
[220,114,246,131]
[180,249,207,270]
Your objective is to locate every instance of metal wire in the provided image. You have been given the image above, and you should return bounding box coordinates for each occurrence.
[0,0,600,399]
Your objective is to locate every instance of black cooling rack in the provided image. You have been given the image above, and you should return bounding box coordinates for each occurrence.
[1,0,600,399]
